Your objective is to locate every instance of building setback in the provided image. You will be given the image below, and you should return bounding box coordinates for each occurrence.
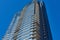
[3,0,52,40]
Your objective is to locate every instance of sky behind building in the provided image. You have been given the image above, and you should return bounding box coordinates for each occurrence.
[0,0,60,40]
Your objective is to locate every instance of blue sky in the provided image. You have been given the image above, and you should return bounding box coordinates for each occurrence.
[0,0,60,40]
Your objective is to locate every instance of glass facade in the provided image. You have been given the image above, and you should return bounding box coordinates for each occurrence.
[3,0,52,40]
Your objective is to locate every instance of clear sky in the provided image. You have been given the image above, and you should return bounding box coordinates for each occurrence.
[0,0,60,40]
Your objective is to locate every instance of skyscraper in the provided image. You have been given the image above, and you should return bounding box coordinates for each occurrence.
[3,0,52,40]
